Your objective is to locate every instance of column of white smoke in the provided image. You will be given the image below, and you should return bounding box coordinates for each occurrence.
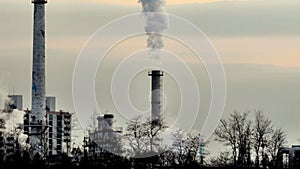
[0,110,29,149]
[139,0,169,52]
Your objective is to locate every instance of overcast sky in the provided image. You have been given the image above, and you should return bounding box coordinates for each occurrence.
[1,0,300,155]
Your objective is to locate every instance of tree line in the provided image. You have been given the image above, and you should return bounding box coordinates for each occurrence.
[212,110,287,168]
[0,110,288,169]
[83,115,203,168]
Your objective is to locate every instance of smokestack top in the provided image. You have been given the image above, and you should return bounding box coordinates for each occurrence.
[97,114,115,128]
[148,70,164,76]
[32,0,47,4]
[104,114,114,119]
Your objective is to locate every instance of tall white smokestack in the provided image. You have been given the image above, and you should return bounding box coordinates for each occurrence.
[31,0,47,156]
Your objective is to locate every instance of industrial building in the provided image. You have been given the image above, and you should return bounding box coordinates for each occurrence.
[277,145,300,169]
[0,131,20,162]
[7,95,23,110]
[7,95,72,156]
[24,109,72,156]
[85,113,123,157]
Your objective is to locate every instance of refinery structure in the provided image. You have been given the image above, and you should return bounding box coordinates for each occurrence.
[85,113,123,158]
[1,0,167,160]
[26,0,167,158]
[1,0,300,169]
[23,96,72,156]
[1,0,72,158]
[3,95,72,156]
[1,0,167,159]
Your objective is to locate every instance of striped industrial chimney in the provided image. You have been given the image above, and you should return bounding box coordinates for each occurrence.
[31,0,47,156]
[148,70,164,126]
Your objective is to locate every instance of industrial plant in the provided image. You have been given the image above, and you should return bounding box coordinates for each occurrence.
[1,0,168,164]
[84,113,123,159]
[0,0,299,168]
[1,95,72,157]
[1,0,167,162]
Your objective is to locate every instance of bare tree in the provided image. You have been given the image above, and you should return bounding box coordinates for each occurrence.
[86,110,99,133]
[170,129,187,166]
[124,115,167,159]
[170,129,205,166]
[214,110,287,168]
[185,131,202,164]
[253,110,272,168]
[215,118,237,165]
[244,121,253,167]
[124,116,148,156]
[214,111,251,167]
[144,116,168,153]
[266,128,287,168]
[232,111,251,166]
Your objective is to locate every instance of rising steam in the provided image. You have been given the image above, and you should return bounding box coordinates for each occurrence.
[0,109,29,148]
[0,95,29,150]
[139,0,169,50]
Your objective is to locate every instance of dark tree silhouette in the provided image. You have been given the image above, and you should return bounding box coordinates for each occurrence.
[170,129,203,167]
[253,110,272,168]
[215,111,251,167]
[124,115,148,156]
[267,128,287,168]
[214,110,287,168]
[144,116,168,154]
[125,115,167,158]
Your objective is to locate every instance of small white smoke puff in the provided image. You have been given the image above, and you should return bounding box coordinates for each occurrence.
[0,109,25,132]
[0,100,29,150]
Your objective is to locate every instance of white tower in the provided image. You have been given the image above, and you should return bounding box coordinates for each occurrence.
[30,0,47,156]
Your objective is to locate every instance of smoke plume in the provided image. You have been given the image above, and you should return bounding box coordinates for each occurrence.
[0,94,29,150]
[0,108,25,133]
[139,0,169,50]
[0,109,29,147]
